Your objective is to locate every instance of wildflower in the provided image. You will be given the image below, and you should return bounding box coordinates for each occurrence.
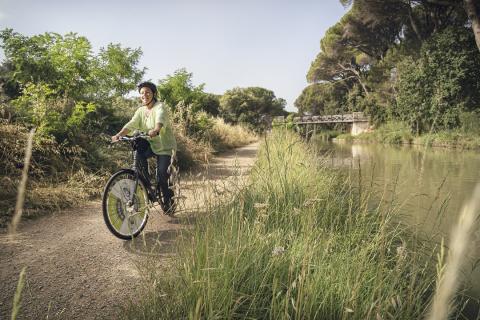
[272,246,285,256]
[254,203,268,209]
[303,198,323,207]
[396,245,407,261]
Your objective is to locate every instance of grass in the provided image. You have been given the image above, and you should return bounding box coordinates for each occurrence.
[414,131,480,149]
[353,122,413,145]
[208,118,257,151]
[122,129,475,319]
[335,122,480,150]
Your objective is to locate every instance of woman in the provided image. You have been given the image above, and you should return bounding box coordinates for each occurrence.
[112,81,177,213]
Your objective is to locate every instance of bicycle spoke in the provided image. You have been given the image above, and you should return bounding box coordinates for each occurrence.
[119,217,133,235]
[110,178,136,202]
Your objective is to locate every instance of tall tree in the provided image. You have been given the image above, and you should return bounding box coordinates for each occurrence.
[307,19,372,97]
[295,83,348,115]
[220,87,286,129]
[464,0,480,51]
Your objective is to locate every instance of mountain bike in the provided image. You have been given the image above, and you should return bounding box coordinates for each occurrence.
[102,133,178,240]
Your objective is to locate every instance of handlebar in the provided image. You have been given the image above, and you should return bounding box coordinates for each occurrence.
[112,132,150,144]
[118,134,150,142]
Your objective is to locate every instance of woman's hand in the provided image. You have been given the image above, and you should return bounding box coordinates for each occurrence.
[111,134,121,142]
[148,129,159,138]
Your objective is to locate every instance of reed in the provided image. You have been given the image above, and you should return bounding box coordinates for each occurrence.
[427,184,480,320]
[8,128,35,236]
[10,267,27,320]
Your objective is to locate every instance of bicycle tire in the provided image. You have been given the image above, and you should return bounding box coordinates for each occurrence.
[102,169,149,240]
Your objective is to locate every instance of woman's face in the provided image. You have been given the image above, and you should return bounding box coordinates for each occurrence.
[140,87,154,106]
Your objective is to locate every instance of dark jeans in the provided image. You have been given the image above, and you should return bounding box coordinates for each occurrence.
[135,143,173,205]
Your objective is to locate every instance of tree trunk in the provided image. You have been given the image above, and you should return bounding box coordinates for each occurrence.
[408,0,423,41]
[464,0,480,52]
[337,63,370,97]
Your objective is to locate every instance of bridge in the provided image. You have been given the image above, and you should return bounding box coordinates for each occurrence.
[273,112,370,136]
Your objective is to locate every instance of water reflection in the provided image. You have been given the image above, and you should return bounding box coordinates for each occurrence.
[316,140,480,297]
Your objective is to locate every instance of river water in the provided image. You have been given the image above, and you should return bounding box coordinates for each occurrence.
[315,140,480,297]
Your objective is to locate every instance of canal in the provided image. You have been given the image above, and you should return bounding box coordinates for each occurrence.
[315,139,480,297]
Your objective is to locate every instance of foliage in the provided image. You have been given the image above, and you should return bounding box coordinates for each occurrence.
[0,28,145,144]
[298,0,480,136]
[220,86,287,131]
[157,68,207,112]
[11,83,96,141]
[294,82,348,115]
[0,29,261,226]
[395,27,480,134]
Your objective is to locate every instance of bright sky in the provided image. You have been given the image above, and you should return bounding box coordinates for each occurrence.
[0,0,346,111]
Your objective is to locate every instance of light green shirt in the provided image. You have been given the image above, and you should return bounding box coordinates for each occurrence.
[123,101,177,155]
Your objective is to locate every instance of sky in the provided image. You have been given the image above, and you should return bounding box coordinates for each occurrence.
[0,0,347,111]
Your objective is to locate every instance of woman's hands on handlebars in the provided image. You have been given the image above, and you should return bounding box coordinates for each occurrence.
[111,131,151,143]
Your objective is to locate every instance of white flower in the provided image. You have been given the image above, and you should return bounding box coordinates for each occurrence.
[272,246,285,256]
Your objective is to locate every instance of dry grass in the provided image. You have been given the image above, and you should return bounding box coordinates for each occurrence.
[208,118,257,151]
[8,128,35,235]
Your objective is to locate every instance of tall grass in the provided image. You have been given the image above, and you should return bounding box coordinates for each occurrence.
[208,118,257,151]
[123,130,465,319]
[427,184,480,320]
[355,122,413,145]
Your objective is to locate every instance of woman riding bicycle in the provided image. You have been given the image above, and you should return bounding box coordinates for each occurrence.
[111,81,177,213]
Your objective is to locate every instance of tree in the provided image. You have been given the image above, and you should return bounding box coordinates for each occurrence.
[0,29,145,101]
[307,18,373,97]
[157,68,206,111]
[294,83,348,115]
[198,93,221,116]
[94,44,145,99]
[0,29,145,143]
[395,27,480,133]
[464,0,480,51]
[220,87,286,130]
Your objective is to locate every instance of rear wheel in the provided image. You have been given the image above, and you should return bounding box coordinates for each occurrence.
[102,169,149,240]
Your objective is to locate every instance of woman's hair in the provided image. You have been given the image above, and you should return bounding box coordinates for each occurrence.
[137,81,158,101]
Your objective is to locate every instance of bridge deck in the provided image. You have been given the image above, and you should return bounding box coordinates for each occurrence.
[274,112,368,124]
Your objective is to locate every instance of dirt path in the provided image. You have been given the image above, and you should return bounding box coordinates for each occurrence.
[0,142,259,320]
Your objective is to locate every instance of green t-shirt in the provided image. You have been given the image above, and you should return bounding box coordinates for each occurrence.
[123,101,177,155]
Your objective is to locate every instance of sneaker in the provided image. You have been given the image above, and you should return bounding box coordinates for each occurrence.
[146,185,157,202]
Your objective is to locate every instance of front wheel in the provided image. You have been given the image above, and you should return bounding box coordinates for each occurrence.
[102,169,149,240]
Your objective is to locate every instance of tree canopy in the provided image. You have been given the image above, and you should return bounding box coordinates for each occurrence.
[0,28,145,141]
[296,0,480,134]
[220,87,287,130]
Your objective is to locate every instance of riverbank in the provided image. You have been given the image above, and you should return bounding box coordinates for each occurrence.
[334,122,480,149]
[122,130,475,319]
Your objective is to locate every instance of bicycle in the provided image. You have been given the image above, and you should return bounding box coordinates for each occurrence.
[102,133,178,240]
